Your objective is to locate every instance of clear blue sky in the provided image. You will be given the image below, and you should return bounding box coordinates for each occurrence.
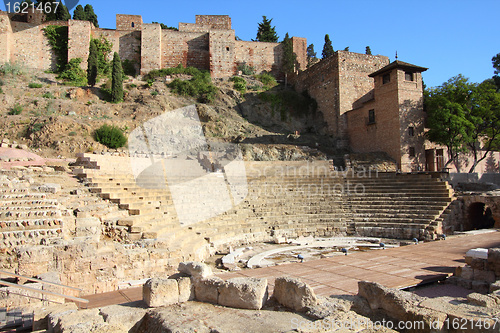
[2,0,499,88]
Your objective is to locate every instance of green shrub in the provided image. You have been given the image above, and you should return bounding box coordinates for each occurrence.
[94,124,127,149]
[230,76,247,93]
[58,58,87,86]
[68,131,77,136]
[151,90,159,96]
[29,83,43,88]
[259,90,317,120]
[127,83,137,89]
[8,104,22,115]
[237,63,255,75]
[144,64,201,81]
[122,59,137,77]
[0,87,3,94]
[255,72,277,88]
[146,79,154,87]
[42,92,56,99]
[0,79,4,86]
[0,61,25,76]
[155,65,218,103]
[43,26,68,72]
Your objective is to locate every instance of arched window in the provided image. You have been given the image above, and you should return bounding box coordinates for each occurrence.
[131,22,135,28]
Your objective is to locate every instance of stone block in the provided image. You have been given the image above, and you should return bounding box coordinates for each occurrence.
[357,281,422,321]
[218,277,268,310]
[193,276,225,304]
[472,280,490,294]
[490,280,500,293]
[143,278,179,308]
[455,265,474,280]
[467,292,499,307]
[99,304,147,331]
[178,261,212,279]
[32,303,78,331]
[40,183,61,194]
[273,276,317,312]
[177,276,194,303]
[48,308,103,333]
[473,268,496,283]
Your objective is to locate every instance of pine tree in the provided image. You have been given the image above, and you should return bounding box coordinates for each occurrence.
[54,3,71,21]
[87,40,98,87]
[344,46,350,52]
[84,4,98,27]
[322,34,334,59]
[256,16,278,43]
[306,44,317,68]
[281,33,296,87]
[111,52,123,103]
[365,46,372,55]
[72,4,85,20]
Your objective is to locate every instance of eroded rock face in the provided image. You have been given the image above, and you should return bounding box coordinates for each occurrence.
[178,261,213,279]
[272,276,317,312]
[218,277,268,310]
[143,278,179,308]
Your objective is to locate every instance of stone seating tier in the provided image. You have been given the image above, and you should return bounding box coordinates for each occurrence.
[73,154,454,260]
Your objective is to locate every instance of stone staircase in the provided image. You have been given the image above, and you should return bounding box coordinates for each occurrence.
[0,176,65,251]
[72,154,454,261]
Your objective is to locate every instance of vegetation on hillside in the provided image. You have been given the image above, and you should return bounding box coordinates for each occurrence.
[145,64,218,103]
[94,124,127,149]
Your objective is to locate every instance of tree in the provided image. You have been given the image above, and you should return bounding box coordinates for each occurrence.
[344,46,350,52]
[281,32,296,87]
[425,75,500,172]
[152,22,178,31]
[256,16,278,43]
[54,2,71,21]
[84,4,98,27]
[365,46,372,55]
[322,34,334,59]
[87,39,98,87]
[111,52,123,103]
[425,75,475,171]
[72,4,85,20]
[464,80,500,172]
[493,53,500,91]
[306,44,317,68]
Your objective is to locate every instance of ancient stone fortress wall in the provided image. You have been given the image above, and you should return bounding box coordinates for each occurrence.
[0,12,307,79]
[160,30,210,72]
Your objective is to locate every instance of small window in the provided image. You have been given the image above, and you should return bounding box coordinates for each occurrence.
[226,46,230,51]
[131,22,135,28]
[368,109,375,124]
[405,71,414,81]
[409,147,416,157]
[408,127,414,137]
[382,73,390,84]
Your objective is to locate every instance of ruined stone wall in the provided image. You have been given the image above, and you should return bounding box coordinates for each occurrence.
[234,41,282,76]
[293,55,340,135]
[116,14,142,31]
[140,23,161,74]
[292,37,307,73]
[0,12,12,64]
[68,20,91,70]
[209,30,236,78]
[161,30,209,70]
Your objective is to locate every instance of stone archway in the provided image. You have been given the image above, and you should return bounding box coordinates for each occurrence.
[466,202,495,231]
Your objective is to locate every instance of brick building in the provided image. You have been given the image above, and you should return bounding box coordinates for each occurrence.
[294,52,428,172]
